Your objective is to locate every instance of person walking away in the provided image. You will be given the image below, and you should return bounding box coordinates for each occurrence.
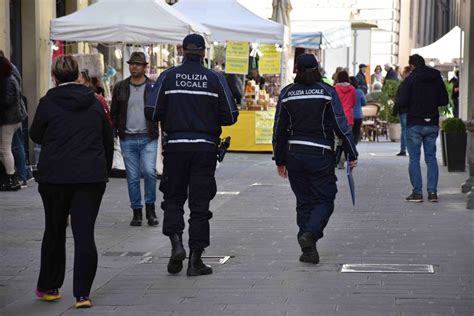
[273,53,358,264]
[30,55,113,308]
[79,69,112,127]
[392,66,412,156]
[371,65,383,88]
[90,77,105,97]
[0,56,26,191]
[320,67,334,86]
[222,63,243,105]
[449,70,460,118]
[0,50,31,188]
[349,76,367,144]
[111,52,159,227]
[397,54,449,202]
[331,66,343,84]
[355,64,368,94]
[334,70,356,168]
[384,63,399,83]
[394,66,403,80]
[335,71,357,127]
[145,34,239,276]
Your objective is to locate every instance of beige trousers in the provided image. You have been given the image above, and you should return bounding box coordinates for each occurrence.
[0,122,21,175]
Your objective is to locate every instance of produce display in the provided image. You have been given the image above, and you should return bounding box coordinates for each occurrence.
[244,80,276,111]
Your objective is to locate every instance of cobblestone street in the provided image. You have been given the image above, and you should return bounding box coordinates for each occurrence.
[1,142,473,315]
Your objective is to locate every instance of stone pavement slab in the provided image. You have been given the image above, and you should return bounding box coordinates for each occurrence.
[0,142,473,315]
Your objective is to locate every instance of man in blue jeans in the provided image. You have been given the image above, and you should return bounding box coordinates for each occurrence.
[111,52,159,226]
[397,54,449,202]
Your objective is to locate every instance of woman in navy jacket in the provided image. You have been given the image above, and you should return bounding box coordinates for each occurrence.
[273,54,358,264]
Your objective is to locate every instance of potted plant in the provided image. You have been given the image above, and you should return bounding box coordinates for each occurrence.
[442,118,467,172]
[439,81,455,166]
[377,80,401,142]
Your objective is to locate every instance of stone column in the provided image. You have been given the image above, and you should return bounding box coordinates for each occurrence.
[460,0,474,208]
[0,0,10,57]
[21,0,56,163]
[64,0,90,55]
[464,121,474,208]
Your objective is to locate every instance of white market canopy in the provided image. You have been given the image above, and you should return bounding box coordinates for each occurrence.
[292,20,352,49]
[411,26,462,64]
[50,0,210,44]
[173,0,287,44]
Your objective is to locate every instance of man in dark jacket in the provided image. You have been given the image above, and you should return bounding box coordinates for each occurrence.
[397,54,449,203]
[355,63,368,94]
[223,67,243,105]
[111,52,159,227]
[384,63,399,82]
[145,34,238,277]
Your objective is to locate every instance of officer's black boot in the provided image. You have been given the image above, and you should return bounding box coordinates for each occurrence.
[130,208,142,226]
[298,232,319,264]
[145,203,158,226]
[187,249,212,276]
[167,234,186,274]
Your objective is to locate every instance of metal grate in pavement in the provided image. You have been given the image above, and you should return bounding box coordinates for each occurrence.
[341,264,435,274]
[102,251,150,257]
[139,255,234,265]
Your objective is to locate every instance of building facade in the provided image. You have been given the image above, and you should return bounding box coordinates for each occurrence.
[399,0,462,67]
[0,0,91,162]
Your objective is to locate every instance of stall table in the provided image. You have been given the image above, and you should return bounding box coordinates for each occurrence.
[222,110,275,152]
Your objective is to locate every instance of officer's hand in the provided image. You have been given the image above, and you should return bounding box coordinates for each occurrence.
[349,160,358,170]
[277,165,288,178]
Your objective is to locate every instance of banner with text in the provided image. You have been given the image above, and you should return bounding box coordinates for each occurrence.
[258,44,281,75]
[225,41,249,75]
[255,110,275,144]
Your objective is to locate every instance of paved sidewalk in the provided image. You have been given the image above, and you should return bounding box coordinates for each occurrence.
[0,142,473,315]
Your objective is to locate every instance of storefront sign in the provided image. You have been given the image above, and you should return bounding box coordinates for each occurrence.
[258,44,281,75]
[255,110,275,144]
[225,41,249,75]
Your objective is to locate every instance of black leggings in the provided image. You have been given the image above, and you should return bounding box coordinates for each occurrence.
[352,119,363,145]
[37,182,105,298]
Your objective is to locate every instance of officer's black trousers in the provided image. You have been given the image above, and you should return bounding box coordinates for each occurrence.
[160,151,217,250]
[286,152,337,241]
[37,183,105,298]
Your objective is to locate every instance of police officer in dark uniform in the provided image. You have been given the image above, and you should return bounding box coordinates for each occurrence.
[273,53,358,264]
[145,34,238,276]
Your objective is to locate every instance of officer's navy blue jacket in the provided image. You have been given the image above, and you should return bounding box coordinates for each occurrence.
[145,57,239,151]
[273,82,358,166]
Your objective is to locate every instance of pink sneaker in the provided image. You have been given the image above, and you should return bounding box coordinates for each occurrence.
[35,288,61,301]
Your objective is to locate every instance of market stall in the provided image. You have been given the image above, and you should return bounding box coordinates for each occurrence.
[411,26,462,69]
[50,0,209,44]
[175,0,288,152]
[50,0,211,173]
